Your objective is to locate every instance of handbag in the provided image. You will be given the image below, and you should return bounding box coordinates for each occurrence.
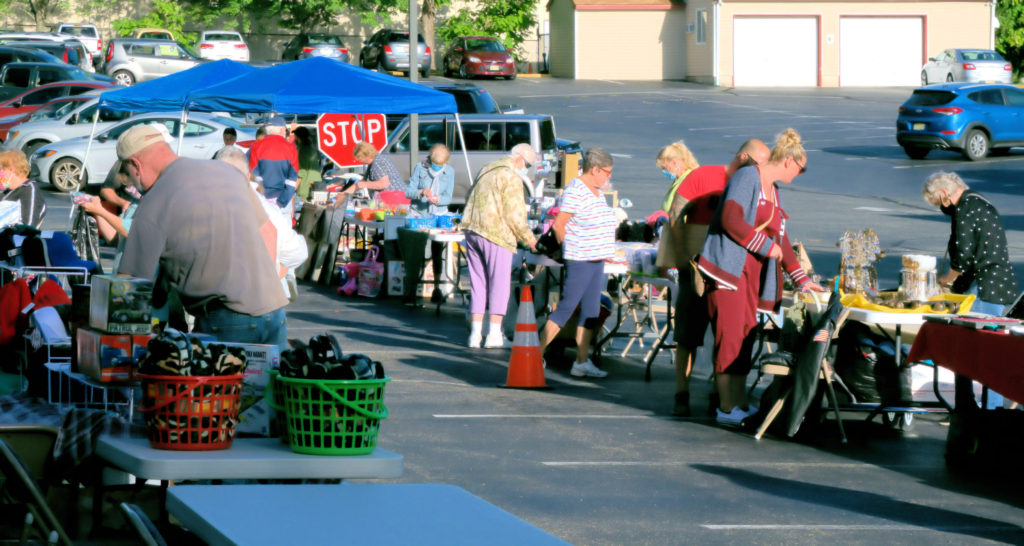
[534,227,563,263]
[356,246,384,297]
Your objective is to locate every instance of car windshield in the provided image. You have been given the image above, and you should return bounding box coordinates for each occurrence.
[960,50,1003,62]
[205,33,241,42]
[60,27,97,38]
[66,66,89,79]
[446,89,499,114]
[905,90,957,107]
[466,39,505,52]
[28,99,81,120]
[390,32,426,44]
[308,34,343,45]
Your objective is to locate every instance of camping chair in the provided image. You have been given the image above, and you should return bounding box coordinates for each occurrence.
[0,425,59,484]
[753,289,850,443]
[0,438,73,545]
[119,502,168,546]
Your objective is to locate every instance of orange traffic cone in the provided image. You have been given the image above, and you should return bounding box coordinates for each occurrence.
[500,286,551,389]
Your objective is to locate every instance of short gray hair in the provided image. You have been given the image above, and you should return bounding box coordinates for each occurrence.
[581,147,613,173]
[922,171,968,203]
[215,146,250,178]
[509,143,537,165]
[265,124,287,137]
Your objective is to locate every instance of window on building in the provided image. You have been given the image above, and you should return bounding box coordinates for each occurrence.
[696,9,708,45]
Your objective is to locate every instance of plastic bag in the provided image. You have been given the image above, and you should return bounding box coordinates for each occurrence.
[338,262,361,296]
[356,246,384,297]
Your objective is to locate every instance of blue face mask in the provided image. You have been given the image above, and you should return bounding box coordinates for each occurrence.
[662,169,676,181]
[429,162,443,172]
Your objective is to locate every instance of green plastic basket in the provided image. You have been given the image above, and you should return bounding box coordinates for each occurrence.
[270,375,389,455]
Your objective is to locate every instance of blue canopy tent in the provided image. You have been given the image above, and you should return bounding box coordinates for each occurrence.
[98,58,258,111]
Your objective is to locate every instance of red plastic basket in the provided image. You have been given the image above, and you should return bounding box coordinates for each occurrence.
[138,374,245,451]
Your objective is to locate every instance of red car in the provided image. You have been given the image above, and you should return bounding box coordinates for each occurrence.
[0,94,94,142]
[0,80,112,123]
[442,36,517,80]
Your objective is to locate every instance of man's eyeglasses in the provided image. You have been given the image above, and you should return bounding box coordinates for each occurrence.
[599,167,613,176]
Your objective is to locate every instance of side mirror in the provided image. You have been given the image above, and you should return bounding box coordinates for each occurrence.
[68,113,78,124]
[96,134,108,142]
[500,104,524,115]
[12,102,21,108]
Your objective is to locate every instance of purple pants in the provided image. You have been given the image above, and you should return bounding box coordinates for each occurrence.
[464,231,513,316]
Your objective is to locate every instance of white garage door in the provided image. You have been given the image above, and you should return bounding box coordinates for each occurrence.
[840,17,923,87]
[734,17,818,87]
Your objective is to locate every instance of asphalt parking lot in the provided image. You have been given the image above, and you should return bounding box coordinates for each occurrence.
[35,77,1024,544]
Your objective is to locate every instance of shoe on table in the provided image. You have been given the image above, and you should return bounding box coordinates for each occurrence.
[483,334,512,349]
[715,406,748,426]
[467,333,482,349]
[672,391,691,417]
[570,359,608,378]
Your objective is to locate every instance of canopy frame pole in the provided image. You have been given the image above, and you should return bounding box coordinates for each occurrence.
[176,110,187,155]
[453,112,470,189]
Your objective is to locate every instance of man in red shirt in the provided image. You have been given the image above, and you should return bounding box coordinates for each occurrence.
[670,139,769,417]
[248,117,300,214]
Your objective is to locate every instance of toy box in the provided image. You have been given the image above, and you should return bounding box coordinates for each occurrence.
[76,327,133,382]
[89,275,153,334]
[219,342,282,436]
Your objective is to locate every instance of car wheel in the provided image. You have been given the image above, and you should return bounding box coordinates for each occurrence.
[23,140,49,156]
[113,70,135,86]
[902,146,929,159]
[50,158,84,192]
[946,73,954,83]
[443,62,453,77]
[921,71,928,86]
[963,129,989,161]
[459,63,470,79]
[507,72,517,81]
[420,68,429,79]
[377,59,387,73]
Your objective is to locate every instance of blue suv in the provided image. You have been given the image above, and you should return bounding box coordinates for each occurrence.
[897,83,1024,161]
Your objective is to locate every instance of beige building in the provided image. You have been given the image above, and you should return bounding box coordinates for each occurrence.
[547,0,998,87]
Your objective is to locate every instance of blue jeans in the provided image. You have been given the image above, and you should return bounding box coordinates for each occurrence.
[193,305,288,351]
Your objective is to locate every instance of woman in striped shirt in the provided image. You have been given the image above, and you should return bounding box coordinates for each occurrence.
[538,148,619,378]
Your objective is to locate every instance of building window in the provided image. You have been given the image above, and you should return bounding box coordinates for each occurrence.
[696,9,708,45]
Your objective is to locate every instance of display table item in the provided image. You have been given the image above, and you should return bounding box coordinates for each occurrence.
[167,483,568,546]
[137,374,245,451]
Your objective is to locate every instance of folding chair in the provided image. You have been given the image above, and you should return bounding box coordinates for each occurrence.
[0,425,59,484]
[119,502,168,546]
[0,438,73,545]
[754,289,850,443]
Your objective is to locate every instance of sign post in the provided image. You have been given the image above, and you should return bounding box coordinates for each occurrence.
[316,113,388,168]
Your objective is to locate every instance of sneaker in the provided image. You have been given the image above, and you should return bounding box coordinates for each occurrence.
[672,391,691,417]
[467,333,482,349]
[715,406,748,426]
[483,334,512,349]
[742,404,759,418]
[570,359,608,378]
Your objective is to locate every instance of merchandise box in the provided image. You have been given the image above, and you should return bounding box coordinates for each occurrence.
[89,275,153,334]
[217,341,282,437]
[76,327,133,383]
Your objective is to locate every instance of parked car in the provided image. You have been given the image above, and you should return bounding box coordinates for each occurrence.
[102,39,204,86]
[921,49,1012,85]
[30,112,254,191]
[0,63,113,100]
[378,113,559,204]
[52,23,103,67]
[4,39,93,72]
[383,81,520,133]
[0,80,112,133]
[0,33,93,72]
[5,93,131,153]
[442,36,516,80]
[197,30,250,62]
[359,30,430,77]
[896,82,1024,160]
[280,33,349,62]
[129,28,175,41]
[0,46,65,71]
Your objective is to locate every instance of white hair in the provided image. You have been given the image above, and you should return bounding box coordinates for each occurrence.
[215,146,250,178]
[266,125,287,137]
[509,143,537,165]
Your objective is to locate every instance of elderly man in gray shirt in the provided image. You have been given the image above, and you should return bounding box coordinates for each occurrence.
[116,124,289,348]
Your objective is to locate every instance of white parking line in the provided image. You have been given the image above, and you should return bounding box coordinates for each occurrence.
[854,207,891,212]
[540,461,940,469]
[702,524,1019,531]
[610,153,632,159]
[434,414,654,419]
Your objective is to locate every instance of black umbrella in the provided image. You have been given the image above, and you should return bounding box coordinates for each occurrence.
[784,288,846,438]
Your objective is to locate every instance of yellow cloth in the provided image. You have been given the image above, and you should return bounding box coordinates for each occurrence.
[839,292,976,314]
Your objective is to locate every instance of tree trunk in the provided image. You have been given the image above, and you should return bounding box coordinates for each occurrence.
[421,0,436,70]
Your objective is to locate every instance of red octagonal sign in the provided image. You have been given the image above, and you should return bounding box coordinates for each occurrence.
[317,113,388,168]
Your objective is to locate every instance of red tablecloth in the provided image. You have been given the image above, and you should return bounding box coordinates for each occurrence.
[907,322,1024,404]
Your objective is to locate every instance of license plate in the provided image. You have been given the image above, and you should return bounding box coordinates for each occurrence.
[913,123,925,131]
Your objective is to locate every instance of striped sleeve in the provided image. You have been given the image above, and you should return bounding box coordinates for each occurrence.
[719,200,774,257]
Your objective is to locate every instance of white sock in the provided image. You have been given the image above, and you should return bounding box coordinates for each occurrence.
[470,321,483,337]
[486,324,504,339]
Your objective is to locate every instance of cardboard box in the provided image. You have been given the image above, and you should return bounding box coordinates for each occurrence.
[89,275,153,334]
[77,327,133,382]
[218,342,282,436]
[387,261,406,296]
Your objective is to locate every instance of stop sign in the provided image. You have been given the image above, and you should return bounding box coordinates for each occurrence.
[317,113,388,168]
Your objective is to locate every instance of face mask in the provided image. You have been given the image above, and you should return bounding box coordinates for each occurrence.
[0,169,10,191]
[661,169,675,181]
[429,162,443,173]
[940,203,956,217]
[516,167,529,178]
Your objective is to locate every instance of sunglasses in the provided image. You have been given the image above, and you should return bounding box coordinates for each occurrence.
[794,158,807,175]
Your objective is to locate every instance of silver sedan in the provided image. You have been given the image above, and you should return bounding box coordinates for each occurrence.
[921,49,1013,85]
[30,112,254,192]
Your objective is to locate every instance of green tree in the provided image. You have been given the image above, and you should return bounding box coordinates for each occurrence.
[996,0,1024,77]
[23,0,69,29]
[108,0,203,46]
[435,0,537,60]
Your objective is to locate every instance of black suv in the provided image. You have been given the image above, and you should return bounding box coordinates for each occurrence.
[0,46,64,72]
[385,81,519,133]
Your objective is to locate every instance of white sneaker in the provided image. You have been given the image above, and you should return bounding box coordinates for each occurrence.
[570,360,608,378]
[715,407,747,426]
[483,334,512,349]
[467,333,482,349]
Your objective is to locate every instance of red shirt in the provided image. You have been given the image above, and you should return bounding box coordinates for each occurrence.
[675,165,728,226]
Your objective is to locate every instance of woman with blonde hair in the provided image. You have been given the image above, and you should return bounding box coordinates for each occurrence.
[0,149,45,228]
[697,128,824,426]
[655,141,700,272]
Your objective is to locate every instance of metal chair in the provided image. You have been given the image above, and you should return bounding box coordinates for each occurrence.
[119,502,168,546]
[0,437,72,545]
